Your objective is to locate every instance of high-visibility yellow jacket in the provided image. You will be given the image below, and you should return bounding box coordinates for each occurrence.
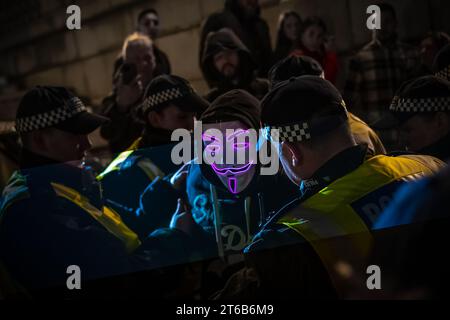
[0,168,142,290]
[348,112,386,157]
[1,171,141,254]
[276,154,444,295]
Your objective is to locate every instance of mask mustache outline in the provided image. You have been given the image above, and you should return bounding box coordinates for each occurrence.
[211,161,254,175]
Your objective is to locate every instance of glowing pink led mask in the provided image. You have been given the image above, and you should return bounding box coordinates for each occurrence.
[202,121,256,194]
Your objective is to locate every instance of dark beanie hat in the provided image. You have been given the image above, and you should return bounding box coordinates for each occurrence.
[200,89,260,129]
[268,55,324,89]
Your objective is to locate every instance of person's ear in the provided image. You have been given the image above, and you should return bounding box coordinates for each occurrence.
[29,130,52,154]
[283,141,303,168]
[147,111,162,128]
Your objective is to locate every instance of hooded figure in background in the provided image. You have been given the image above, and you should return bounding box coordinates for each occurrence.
[199,0,273,79]
[202,28,269,102]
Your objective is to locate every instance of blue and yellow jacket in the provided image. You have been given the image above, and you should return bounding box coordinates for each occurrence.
[0,159,145,290]
[98,134,183,238]
[242,145,445,298]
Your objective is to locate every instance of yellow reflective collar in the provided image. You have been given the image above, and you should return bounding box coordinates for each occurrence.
[97,137,143,181]
[96,137,165,181]
[96,150,134,181]
[51,182,141,253]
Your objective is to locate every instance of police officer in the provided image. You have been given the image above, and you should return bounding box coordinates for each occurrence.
[268,55,386,158]
[0,86,148,292]
[217,76,445,299]
[374,76,450,161]
[98,75,208,238]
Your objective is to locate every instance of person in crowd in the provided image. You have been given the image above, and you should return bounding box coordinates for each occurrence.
[374,76,450,161]
[199,0,273,78]
[100,33,155,154]
[433,44,450,81]
[113,9,171,79]
[0,86,140,290]
[290,16,338,84]
[215,76,444,299]
[0,86,208,297]
[143,90,297,297]
[344,3,420,125]
[414,31,450,77]
[98,75,208,239]
[201,28,269,102]
[136,9,171,76]
[274,11,302,62]
[268,55,386,157]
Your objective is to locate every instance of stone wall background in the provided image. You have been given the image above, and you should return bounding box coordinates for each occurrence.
[0,0,449,112]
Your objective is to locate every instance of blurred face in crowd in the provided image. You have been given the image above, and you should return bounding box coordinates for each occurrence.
[376,10,397,42]
[148,104,196,131]
[125,43,156,88]
[283,15,301,42]
[25,128,92,163]
[399,112,450,151]
[237,0,259,19]
[420,36,446,69]
[301,24,325,53]
[202,121,257,194]
[213,49,240,79]
[138,12,159,39]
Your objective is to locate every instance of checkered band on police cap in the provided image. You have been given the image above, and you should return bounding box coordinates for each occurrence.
[15,97,87,133]
[435,65,450,81]
[263,122,311,143]
[142,87,183,113]
[390,96,450,112]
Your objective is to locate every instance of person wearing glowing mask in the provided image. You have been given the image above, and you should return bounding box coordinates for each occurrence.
[177,90,297,259]
[202,122,257,195]
[133,90,296,297]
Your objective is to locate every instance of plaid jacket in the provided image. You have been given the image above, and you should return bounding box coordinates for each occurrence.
[344,39,420,124]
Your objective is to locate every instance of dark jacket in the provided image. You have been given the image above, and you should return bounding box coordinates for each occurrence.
[100,94,144,154]
[0,133,20,192]
[0,153,142,290]
[216,145,445,299]
[0,150,200,295]
[186,162,298,258]
[371,165,450,298]
[201,28,269,102]
[200,0,273,78]
[147,90,297,260]
[99,128,184,239]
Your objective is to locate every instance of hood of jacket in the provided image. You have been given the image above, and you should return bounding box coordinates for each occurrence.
[202,28,257,89]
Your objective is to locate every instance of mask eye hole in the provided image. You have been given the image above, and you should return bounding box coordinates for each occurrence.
[227,129,250,150]
[202,134,219,143]
[233,142,249,150]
